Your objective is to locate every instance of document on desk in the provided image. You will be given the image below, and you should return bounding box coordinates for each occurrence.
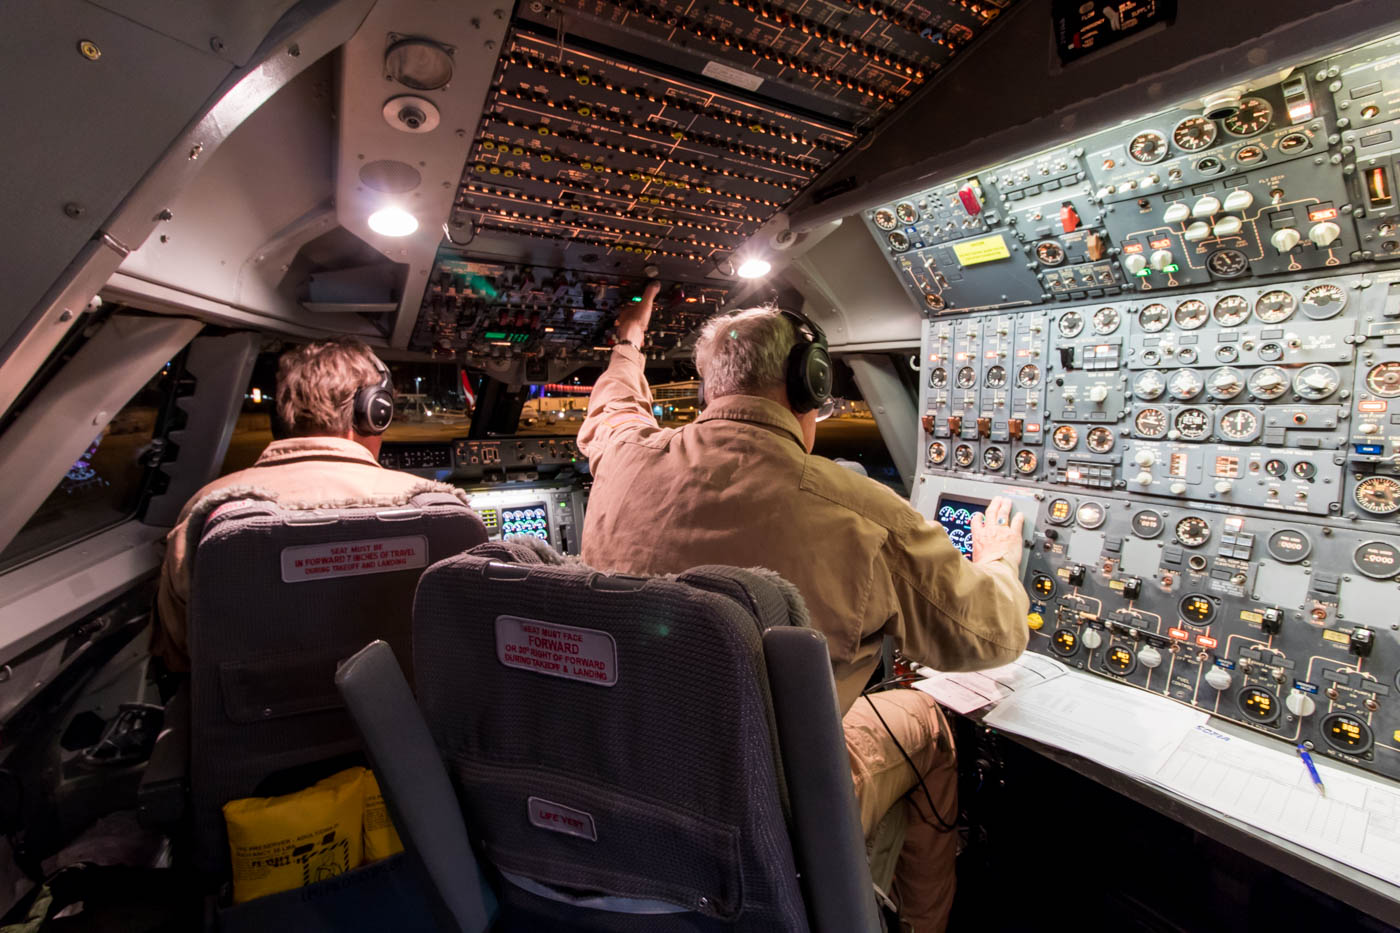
[981,673,1208,775]
[913,652,1068,715]
[1152,724,1400,886]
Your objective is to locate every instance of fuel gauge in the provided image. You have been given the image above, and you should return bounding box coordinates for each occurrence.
[1293,364,1340,400]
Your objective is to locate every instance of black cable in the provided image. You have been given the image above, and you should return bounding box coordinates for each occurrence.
[861,693,956,834]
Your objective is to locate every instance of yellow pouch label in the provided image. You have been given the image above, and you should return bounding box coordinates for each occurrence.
[223,766,366,904]
[951,235,1011,266]
[362,771,405,862]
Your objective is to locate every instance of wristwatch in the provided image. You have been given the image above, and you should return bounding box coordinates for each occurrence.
[614,339,637,350]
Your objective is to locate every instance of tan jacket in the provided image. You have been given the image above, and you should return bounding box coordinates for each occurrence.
[153,436,425,671]
[577,346,1030,712]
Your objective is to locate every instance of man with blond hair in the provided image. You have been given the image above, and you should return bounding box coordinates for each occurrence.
[153,337,423,670]
[578,283,1030,931]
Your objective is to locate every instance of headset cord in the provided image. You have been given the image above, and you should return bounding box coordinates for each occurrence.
[861,693,957,834]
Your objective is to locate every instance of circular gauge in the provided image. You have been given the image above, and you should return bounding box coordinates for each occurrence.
[1168,369,1203,400]
[1076,501,1107,529]
[1353,541,1400,579]
[1133,371,1166,400]
[1366,362,1400,397]
[1138,303,1171,333]
[983,446,1006,470]
[1267,528,1312,563]
[1036,241,1066,266]
[1217,408,1259,441]
[1302,283,1348,319]
[1142,349,1161,365]
[930,367,948,388]
[1278,132,1309,153]
[1103,644,1137,675]
[956,366,976,388]
[1255,290,1296,323]
[1050,628,1080,657]
[1014,449,1038,474]
[1132,510,1165,538]
[1173,116,1218,152]
[1355,476,1400,515]
[1017,363,1041,388]
[895,202,919,224]
[1176,516,1211,547]
[1293,364,1341,400]
[1247,366,1290,400]
[1175,408,1210,439]
[1216,345,1240,363]
[1128,129,1169,164]
[1294,461,1316,480]
[1179,593,1216,624]
[888,231,910,252]
[1059,310,1085,338]
[1178,347,1199,365]
[1237,686,1280,724]
[1236,145,1265,164]
[985,365,1007,388]
[1207,248,1249,278]
[1322,712,1373,755]
[1052,425,1079,450]
[1086,426,1115,453]
[953,444,975,467]
[928,441,947,464]
[1206,367,1245,400]
[1047,497,1074,525]
[1223,97,1273,136]
[1264,458,1287,477]
[872,208,898,230]
[1174,299,1209,330]
[1092,306,1121,335]
[1135,407,1169,438]
[1031,573,1056,598]
[1258,342,1284,362]
[1213,295,1250,327]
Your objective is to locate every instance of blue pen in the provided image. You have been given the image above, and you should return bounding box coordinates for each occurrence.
[1297,744,1326,797]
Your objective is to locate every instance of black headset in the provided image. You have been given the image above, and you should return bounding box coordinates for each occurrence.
[352,355,395,435]
[698,307,832,413]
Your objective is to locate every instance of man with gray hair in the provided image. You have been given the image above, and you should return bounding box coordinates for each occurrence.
[578,283,1029,931]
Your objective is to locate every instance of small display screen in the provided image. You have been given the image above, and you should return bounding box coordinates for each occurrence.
[935,495,989,560]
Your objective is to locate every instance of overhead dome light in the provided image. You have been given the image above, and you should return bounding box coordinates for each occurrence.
[368,207,418,237]
[736,257,771,279]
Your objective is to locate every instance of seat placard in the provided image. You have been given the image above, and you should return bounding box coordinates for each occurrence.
[527,796,598,841]
[280,535,428,582]
[495,615,618,686]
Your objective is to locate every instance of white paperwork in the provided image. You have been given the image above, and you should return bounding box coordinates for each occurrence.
[912,652,1067,715]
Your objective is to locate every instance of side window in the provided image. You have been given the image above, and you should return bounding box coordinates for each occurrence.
[0,364,176,571]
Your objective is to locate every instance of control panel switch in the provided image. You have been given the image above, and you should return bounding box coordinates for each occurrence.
[1204,666,1233,691]
[1351,627,1376,658]
[921,414,936,435]
[1309,220,1341,247]
[1119,576,1143,600]
[1222,188,1255,211]
[1183,222,1211,242]
[1149,249,1175,271]
[1191,196,1221,217]
[1169,481,1188,495]
[976,417,991,438]
[1133,449,1156,467]
[1162,202,1190,224]
[1134,471,1153,486]
[1124,253,1148,275]
[1137,645,1163,669]
[1008,418,1024,439]
[1027,612,1044,631]
[1212,216,1243,237]
[1080,627,1103,650]
[1271,227,1302,253]
[1064,564,1087,587]
[1285,690,1317,718]
[1213,479,1233,494]
[947,415,962,434]
[1260,607,1284,634]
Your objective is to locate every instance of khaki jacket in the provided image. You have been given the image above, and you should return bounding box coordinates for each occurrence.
[153,436,425,671]
[577,346,1030,713]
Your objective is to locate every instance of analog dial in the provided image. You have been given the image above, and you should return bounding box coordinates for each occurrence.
[1058,310,1085,338]
[1017,363,1041,388]
[954,444,975,467]
[1366,361,1400,397]
[1247,366,1289,400]
[1207,248,1249,278]
[895,202,919,224]
[1173,116,1218,151]
[1254,290,1296,323]
[982,446,1005,470]
[1036,241,1066,265]
[1293,364,1340,400]
[1014,449,1038,474]
[1176,516,1211,547]
[872,208,897,230]
[956,366,976,388]
[1294,461,1316,480]
[888,231,910,252]
[1206,366,1245,400]
[1135,407,1168,438]
[1174,407,1210,439]
[1212,295,1250,327]
[1264,459,1286,477]
[1128,129,1169,164]
[1168,369,1203,400]
[1217,408,1258,440]
[1086,426,1115,453]
[1174,299,1209,330]
[1092,306,1121,335]
[928,441,947,464]
[1302,283,1348,319]
[1355,476,1400,515]
[1076,501,1107,529]
[929,367,948,388]
[1138,303,1171,332]
[985,365,1007,388]
[1133,371,1166,400]
[1052,424,1079,450]
[1223,97,1273,136]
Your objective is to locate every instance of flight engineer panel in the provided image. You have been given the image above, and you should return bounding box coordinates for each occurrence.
[884,33,1400,783]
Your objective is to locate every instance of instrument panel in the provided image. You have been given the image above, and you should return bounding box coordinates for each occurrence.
[901,32,1400,784]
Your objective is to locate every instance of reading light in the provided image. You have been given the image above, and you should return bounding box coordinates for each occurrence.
[368,206,418,237]
[736,257,771,279]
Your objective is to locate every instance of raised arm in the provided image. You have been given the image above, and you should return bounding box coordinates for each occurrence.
[576,280,666,470]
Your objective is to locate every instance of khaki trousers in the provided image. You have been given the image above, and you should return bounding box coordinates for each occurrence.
[844,690,957,933]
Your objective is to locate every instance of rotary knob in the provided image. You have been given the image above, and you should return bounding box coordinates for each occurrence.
[1214,479,1233,494]
[1124,253,1149,275]
[1309,221,1341,247]
[1137,645,1163,669]
[1192,196,1221,217]
[1213,216,1243,237]
[1135,471,1154,486]
[1163,202,1191,224]
[1285,689,1317,717]
[1204,666,1233,691]
[1222,188,1254,211]
[1183,222,1212,242]
[1271,227,1302,253]
[1360,422,1381,435]
[1134,450,1156,467]
[1149,249,1175,271]
[1088,385,1110,403]
[1169,481,1188,494]
[1080,628,1103,650]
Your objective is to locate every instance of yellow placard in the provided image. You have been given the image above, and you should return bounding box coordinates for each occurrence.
[951,235,1011,266]
[1240,610,1262,624]
[1322,629,1350,645]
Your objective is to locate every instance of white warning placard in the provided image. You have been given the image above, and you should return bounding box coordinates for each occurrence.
[280,535,428,583]
[496,616,618,686]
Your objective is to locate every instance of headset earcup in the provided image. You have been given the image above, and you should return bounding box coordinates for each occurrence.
[354,385,394,435]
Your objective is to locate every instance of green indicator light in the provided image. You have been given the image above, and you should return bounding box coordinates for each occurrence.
[1163,264,1180,273]
[630,295,642,302]
[484,330,507,339]
[1134,270,1151,277]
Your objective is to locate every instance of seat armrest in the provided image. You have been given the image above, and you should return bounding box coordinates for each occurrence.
[763,627,882,933]
[138,686,190,828]
[336,641,495,933]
